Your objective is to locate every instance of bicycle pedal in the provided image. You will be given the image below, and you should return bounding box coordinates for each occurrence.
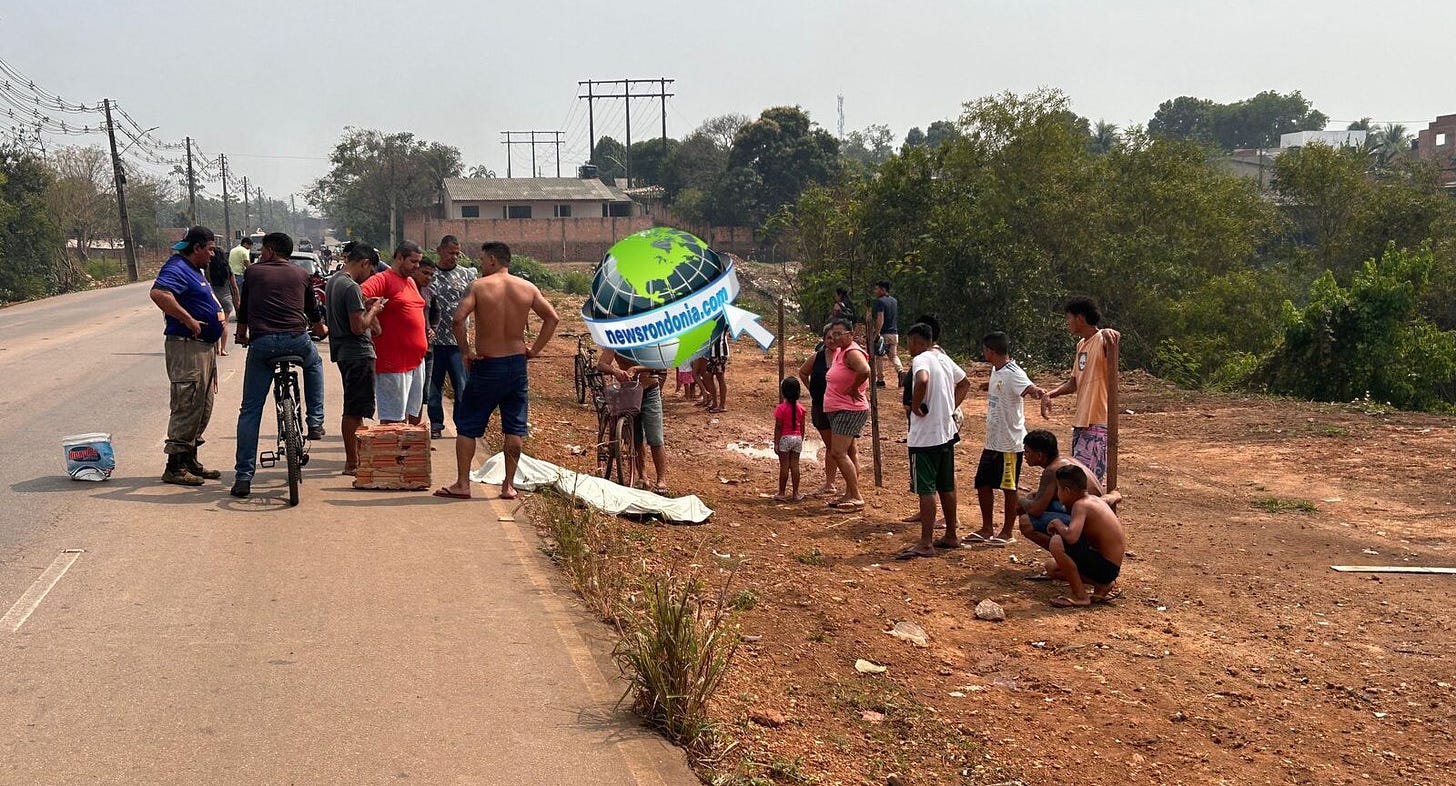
[259,451,278,468]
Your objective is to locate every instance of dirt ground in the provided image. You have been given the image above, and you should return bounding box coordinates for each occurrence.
[515,293,1456,786]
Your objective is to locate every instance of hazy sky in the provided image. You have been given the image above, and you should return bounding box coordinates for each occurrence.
[6,0,1453,208]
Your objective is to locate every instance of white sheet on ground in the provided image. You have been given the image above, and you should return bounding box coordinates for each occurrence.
[471,452,713,524]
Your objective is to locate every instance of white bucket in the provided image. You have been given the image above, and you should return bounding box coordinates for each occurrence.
[62,432,115,482]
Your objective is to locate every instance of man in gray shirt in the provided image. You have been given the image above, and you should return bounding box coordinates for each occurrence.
[326,243,385,475]
[427,235,477,439]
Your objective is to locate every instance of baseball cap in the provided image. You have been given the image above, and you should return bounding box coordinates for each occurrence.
[172,225,216,252]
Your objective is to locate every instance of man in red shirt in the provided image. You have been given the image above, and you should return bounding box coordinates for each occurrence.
[361,241,428,424]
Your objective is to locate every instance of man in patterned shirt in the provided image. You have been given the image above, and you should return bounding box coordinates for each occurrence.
[426,235,477,438]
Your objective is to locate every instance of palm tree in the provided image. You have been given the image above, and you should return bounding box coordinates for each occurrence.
[1090,120,1120,154]
[1370,123,1410,169]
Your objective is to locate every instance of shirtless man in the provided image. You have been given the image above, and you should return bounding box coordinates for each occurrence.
[596,348,669,493]
[1045,464,1126,608]
[435,242,559,500]
[1018,429,1107,553]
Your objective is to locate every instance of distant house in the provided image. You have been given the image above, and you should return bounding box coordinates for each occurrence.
[1413,114,1456,189]
[1279,130,1367,149]
[440,177,639,220]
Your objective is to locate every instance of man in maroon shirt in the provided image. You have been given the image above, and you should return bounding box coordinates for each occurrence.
[361,241,428,424]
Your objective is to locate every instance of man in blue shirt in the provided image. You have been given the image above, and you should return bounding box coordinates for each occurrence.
[149,226,224,486]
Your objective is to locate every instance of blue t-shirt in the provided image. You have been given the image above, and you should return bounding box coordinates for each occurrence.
[153,254,223,342]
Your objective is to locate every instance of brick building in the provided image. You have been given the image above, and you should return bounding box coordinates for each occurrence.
[1413,114,1456,188]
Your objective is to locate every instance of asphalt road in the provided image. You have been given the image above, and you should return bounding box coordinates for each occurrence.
[0,283,694,785]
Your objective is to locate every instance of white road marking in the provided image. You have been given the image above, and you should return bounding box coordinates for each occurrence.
[222,369,236,384]
[2,550,84,633]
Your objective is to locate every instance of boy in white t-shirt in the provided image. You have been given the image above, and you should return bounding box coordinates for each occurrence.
[896,322,970,559]
[968,332,1045,546]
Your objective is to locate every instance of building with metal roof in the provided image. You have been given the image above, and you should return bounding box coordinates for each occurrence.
[440,177,639,220]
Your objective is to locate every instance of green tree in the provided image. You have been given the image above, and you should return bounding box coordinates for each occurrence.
[306,128,461,248]
[840,123,895,171]
[904,126,927,147]
[0,146,64,302]
[1272,143,1369,271]
[1089,120,1120,153]
[1148,96,1217,143]
[590,136,627,183]
[726,106,840,227]
[1150,91,1327,150]
[924,120,959,149]
[663,131,727,201]
[626,137,680,186]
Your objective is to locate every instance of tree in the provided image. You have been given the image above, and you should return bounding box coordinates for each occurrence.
[590,136,627,183]
[924,120,959,149]
[467,164,496,178]
[1369,123,1411,169]
[663,131,727,201]
[726,105,840,227]
[904,127,927,147]
[45,145,115,287]
[1089,120,1120,153]
[627,137,681,187]
[840,123,895,172]
[306,128,461,248]
[1149,91,1327,150]
[697,113,749,150]
[1148,96,1217,143]
[0,146,64,302]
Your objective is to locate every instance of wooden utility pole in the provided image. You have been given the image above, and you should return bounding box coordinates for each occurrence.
[101,99,139,282]
[220,154,231,242]
[865,306,883,488]
[776,299,786,384]
[185,136,196,224]
[242,175,249,233]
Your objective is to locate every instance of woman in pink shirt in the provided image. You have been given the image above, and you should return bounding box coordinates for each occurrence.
[822,318,870,509]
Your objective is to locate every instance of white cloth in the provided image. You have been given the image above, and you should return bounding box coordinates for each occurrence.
[908,351,965,448]
[471,452,713,524]
[985,359,1033,452]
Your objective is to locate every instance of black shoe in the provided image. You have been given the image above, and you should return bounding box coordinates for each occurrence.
[875,380,887,388]
[230,479,251,498]
[307,425,325,441]
[430,427,444,439]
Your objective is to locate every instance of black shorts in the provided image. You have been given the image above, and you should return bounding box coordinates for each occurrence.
[1065,537,1121,585]
[336,357,375,419]
[974,449,1022,491]
[810,400,830,431]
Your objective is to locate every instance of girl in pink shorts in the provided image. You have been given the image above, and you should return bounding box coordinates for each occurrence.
[773,377,807,501]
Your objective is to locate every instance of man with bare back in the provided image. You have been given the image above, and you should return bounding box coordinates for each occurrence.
[1045,464,1126,608]
[1018,429,1116,554]
[434,242,559,501]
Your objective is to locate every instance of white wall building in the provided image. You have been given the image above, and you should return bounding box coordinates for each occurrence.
[1279,130,1368,149]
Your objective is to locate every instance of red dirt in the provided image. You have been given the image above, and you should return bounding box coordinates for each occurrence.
[517,296,1456,786]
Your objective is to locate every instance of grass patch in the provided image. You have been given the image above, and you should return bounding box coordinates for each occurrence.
[1251,496,1318,514]
[84,258,125,281]
[536,488,628,622]
[729,589,758,611]
[614,567,741,758]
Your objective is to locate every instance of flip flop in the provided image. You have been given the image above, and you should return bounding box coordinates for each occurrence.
[986,537,1016,547]
[962,533,991,544]
[1051,595,1092,608]
[1022,572,1055,582]
[1091,590,1121,604]
[432,487,470,499]
[931,538,962,549]
[894,547,934,560]
[831,500,866,511]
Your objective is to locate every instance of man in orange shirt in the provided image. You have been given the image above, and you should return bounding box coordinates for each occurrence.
[361,242,428,424]
[1041,297,1119,486]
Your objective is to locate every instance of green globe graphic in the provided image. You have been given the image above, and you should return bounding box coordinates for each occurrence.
[588,227,727,369]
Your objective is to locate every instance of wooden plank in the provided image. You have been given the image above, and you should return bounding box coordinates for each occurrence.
[1330,565,1456,574]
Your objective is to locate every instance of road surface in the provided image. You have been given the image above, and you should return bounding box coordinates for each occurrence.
[0,283,695,785]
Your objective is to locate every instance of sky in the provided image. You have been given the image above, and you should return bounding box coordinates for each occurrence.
[5,0,1453,211]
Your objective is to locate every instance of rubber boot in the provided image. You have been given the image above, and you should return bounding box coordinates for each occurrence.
[183,450,221,480]
[162,454,204,487]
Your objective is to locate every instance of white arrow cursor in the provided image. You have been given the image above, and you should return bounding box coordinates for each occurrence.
[722,303,776,350]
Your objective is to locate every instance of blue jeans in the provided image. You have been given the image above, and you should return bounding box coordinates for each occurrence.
[427,344,466,430]
[234,332,325,481]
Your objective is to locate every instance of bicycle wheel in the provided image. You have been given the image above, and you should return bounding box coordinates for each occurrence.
[574,355,588,405]
[616,414,636,489]
[281,391,303,506]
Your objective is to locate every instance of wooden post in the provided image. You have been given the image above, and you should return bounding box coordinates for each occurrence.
[865,307,883,488]
[777,299,786,384]
[1105,332,1120,491]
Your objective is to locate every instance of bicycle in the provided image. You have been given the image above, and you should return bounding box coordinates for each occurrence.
[257,355,311,506]
[596,379,641,487]
[574,335,603,405]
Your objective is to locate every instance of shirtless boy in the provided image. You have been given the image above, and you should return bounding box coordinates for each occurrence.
[1045,464,1126,608]
[435,242,559,501]
[1018,429,1108,552]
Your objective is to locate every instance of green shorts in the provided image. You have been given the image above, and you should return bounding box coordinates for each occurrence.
[909,441,956,495]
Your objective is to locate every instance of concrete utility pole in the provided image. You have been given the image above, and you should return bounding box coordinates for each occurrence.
[500,131,565,177]
[242,175,250,233]
[185,136,196,224]
[220,154,231,242]
[102,98,139,282]
[290,193,297,236]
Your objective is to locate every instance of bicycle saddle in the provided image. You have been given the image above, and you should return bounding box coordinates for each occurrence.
[270,355,306,367]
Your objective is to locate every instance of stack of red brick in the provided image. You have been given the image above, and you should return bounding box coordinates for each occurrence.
[353,423,431,490]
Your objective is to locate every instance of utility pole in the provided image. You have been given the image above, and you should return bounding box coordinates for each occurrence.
[501,131,565,178]
[578,78,674,184]
[242,175,250,234]
[585,80,595,163]
[290,193,297,237]
[220,154,231,243]
[185,136,196,224]
[102,98,139,282]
